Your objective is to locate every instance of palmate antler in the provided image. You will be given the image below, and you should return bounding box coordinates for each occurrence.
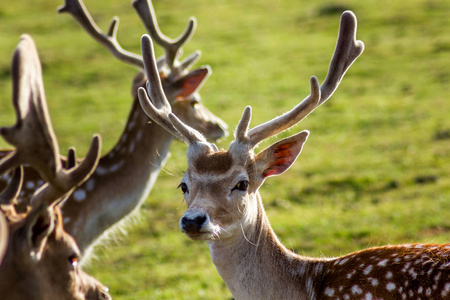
[138,11,364,150]
[0,34,101,208]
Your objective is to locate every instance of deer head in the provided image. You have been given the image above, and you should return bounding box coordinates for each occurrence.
[0,34,109,300]
[58,0,227,141]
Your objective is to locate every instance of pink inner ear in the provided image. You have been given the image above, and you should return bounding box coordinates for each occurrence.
[262,142,298,178]
[176,68,209,98]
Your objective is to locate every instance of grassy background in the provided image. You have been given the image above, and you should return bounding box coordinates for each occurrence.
[1,0,449,299]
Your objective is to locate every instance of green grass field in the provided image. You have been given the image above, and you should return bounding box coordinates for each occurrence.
[1,0,449,299]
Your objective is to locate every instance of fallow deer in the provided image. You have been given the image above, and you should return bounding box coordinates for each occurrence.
[0,0,228,260]
[0,34,110,300]
[138,10,450,300]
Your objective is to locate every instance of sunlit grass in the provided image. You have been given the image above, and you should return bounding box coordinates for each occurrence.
[0,0,449,299]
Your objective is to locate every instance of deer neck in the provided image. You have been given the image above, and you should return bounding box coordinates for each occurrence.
[62,98,175,255]
[207,193,324,300]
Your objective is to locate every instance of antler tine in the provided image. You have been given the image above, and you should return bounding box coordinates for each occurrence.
[245,10,364,148]
[318,10,364,105]
[244,77,320,147]
[178,50,202,73]
[0,167,23,206]
[235,106,252,143]
[31,135,102,208]
[168,113,207,145]
[66,147,77,169]
[132,0,197,76]
[59,135,101,191]
[58,0,143,69]
[0,210,7,265]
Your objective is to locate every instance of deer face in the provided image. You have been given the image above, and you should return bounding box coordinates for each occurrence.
[179,150,255,241]
[0,207,110,300]
[178,132,310,242]
[171,93,228,142]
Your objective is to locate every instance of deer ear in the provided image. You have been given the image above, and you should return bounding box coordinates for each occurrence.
[24,204,55,260]
[255,131,309,178]
[174,67,211,98]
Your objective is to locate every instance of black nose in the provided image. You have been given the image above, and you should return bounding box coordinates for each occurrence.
[180,214,207,233]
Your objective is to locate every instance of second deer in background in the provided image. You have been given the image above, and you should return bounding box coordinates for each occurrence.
[0,0,228,260]
[0,34,110,300]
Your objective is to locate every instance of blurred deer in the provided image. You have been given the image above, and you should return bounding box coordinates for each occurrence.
[0,0,227,260]
[138,10,450,300]
[0,34,110,300]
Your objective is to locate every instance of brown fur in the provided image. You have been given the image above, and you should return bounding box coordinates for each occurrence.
[194,151,233,174]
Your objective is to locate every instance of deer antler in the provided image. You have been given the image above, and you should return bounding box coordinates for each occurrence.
[0,210,7,265]
[242,11,364,148]
[132,0,200,78]
[0,34,102,208]
[137,35,205,144]
[139,11,364,150]
[58,0,143,69]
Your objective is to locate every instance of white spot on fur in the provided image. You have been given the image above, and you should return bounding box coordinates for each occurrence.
[386,282,396,291]
[136,130,143,142]
[363,265,373,275]
[347,270,356,279]
[86,179,96,191]
[109,160,124,172]
[386,271,393,279]
[401,262,411,272]
[73,189,86,202]
[25,181,35,189]
[96,166,107,175]
[63,217,70,224]
[324,287,334,297]
[442,283,450,297]
[378,259,389,266]
[369,278,379,286]
[408,268,418,279]
[351,285,362,295]
[364,293,373,300]
[129,141,135,153]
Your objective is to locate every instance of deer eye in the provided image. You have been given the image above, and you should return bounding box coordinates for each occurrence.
[233,180,249,192]
[68,254,79,268]
[178,182,189,194]
[190,99,199,108]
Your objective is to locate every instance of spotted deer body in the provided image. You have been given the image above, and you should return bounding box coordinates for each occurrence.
[62,97,174,249]
[136,10,450,300]
[0,0,227,258]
